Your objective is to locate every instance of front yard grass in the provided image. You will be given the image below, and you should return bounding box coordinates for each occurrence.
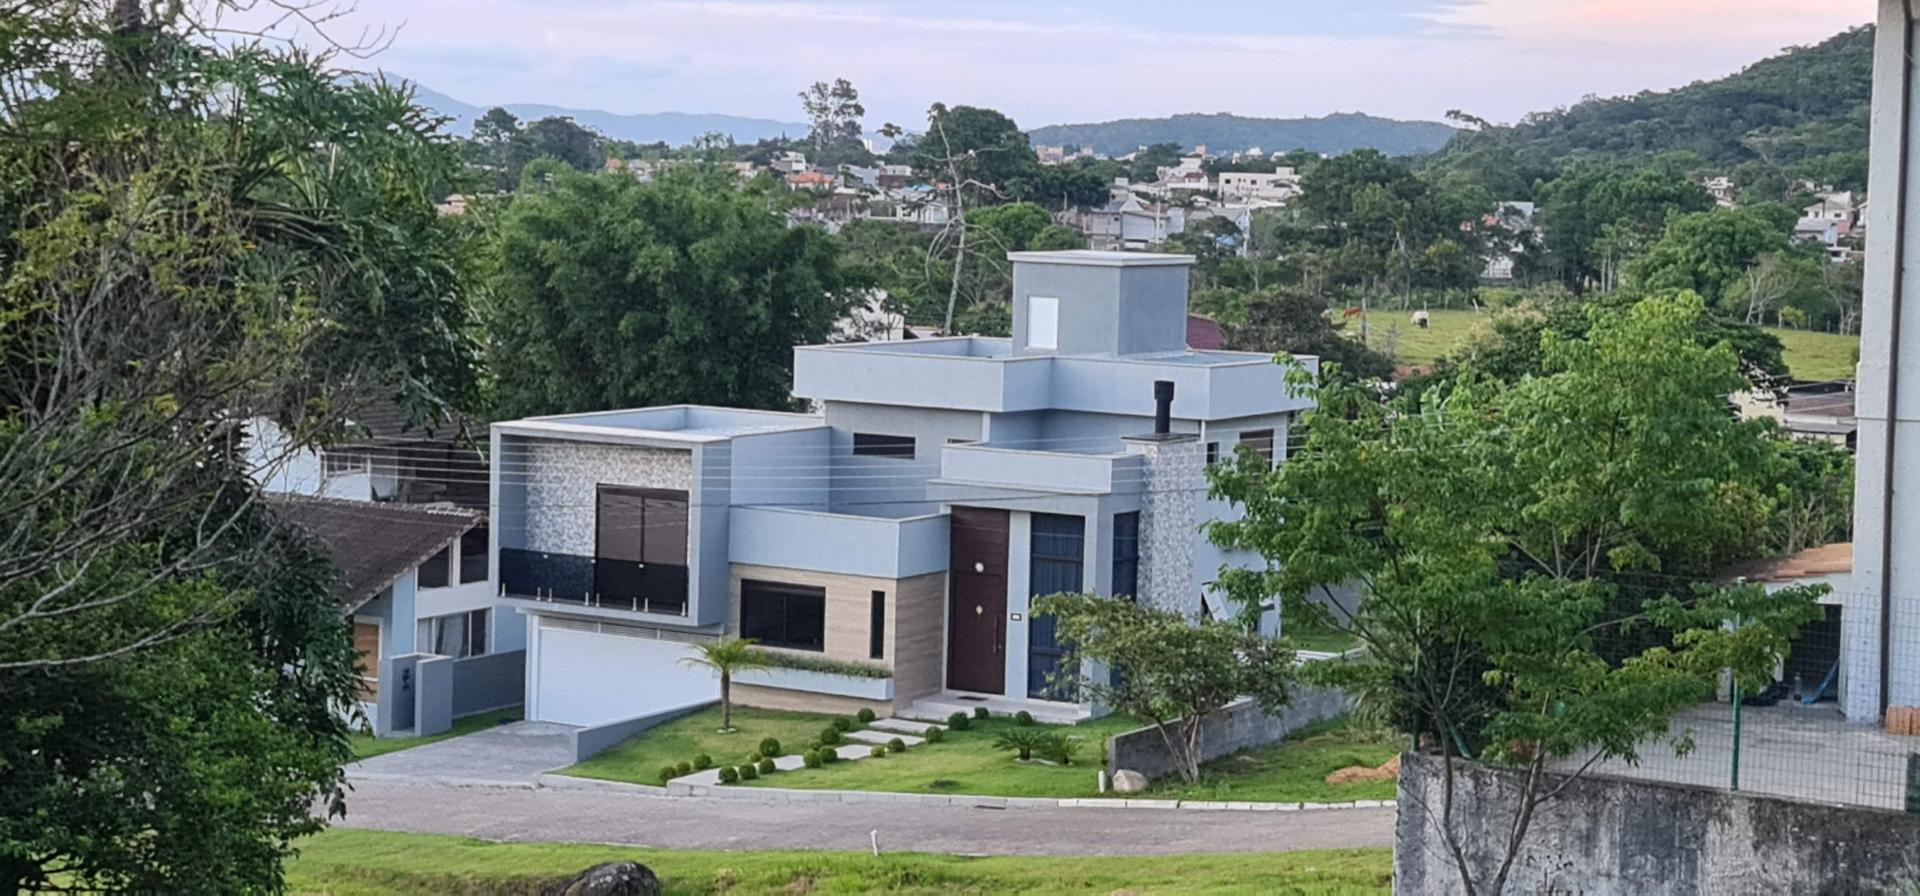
[561,705,844,782]
[349,707,522,760]
[1283,619,1360,654]
[288,828,1393,894]
[738,714,1141,798]
[1143,718,1403,804]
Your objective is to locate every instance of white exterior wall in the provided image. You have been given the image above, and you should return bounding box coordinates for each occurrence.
[245,417,369,500]
[525,616,718,725]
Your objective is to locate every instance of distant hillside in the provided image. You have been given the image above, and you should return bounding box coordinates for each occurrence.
[1460,26,1872,176]
[1026,112,1459,157]
[405,82,807,146]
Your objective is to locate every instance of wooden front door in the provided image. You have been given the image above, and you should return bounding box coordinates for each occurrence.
[947,507,1009,694]
[353,620,381,700]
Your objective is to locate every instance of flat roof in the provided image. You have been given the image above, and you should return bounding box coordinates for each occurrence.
[1006,250,1195,268]
[494,404,826,444]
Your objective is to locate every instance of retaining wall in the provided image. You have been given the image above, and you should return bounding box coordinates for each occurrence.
[1105,684,1351,781]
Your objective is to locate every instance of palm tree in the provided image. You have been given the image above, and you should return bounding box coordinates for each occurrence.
[680,637,769,733]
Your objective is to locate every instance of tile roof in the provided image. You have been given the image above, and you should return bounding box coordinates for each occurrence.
[1720,542,1852,585]
[269,495,482,612]
[1186,314,1226,350]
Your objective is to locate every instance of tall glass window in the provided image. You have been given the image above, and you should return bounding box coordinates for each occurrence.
[1027,513,1084,699]
[1112,512,1140,601]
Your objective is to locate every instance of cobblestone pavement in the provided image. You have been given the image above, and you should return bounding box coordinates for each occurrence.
[336,779,1397,856]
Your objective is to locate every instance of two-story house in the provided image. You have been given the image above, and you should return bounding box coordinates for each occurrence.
[491,250,1317,727]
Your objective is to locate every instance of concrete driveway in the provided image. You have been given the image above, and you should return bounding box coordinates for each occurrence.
[336,778,1397,855]
[349,721,578,787]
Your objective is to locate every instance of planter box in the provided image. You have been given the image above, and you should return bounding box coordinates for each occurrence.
[737,665,894,701]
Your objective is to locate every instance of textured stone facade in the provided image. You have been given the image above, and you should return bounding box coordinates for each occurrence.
[1125,434,1203,616]
[524,441,692,555]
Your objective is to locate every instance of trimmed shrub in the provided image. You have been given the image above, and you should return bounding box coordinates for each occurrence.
[818,727,842,746]
[832,717,854,733]
[947,711,971,731]
[716,766,739,784]
[758,737,783,758]
[739,763,759,781]
[757,758,776,775]
[869,744,887,758]
[1040,735,1083,766]
[806,739,823,752]
[802,750,823,769]
[657,766,678,785]
[856,707,876,723]
[887,737,907,752]
[821,748,841,764]
[924,726,945,744]
[693,753,713,771]
[973,706,990,720]
[746,751,762,764]
[674,761,693,776]
[1014,710,1035,726]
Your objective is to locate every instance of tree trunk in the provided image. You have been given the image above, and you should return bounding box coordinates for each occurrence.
[721,673,732,731]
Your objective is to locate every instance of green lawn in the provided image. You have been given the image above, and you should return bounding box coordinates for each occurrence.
[1143,718,1403,804]
[737,714,1141,798]
[1352,307,1859,381]
[287,829,1393,895]
[1283,619,1360,654]
[562,705,845,783]
[349,707,522,760]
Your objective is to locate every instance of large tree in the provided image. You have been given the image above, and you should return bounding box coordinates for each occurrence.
[1,3,481,891]
[798,78,866,154]
[487,168,852,416]
[1208,294,1823,894]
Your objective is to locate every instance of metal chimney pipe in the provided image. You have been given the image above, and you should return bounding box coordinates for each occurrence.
[1153,380,1174,435]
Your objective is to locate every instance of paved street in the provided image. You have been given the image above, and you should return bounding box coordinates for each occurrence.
[336,778,1397,856]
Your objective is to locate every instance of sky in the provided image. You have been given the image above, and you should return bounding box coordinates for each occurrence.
[268,0,1869,128]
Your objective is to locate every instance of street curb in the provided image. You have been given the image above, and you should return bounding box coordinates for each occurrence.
[536,773,1394,812]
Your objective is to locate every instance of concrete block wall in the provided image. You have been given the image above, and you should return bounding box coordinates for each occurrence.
[1106,684,1350,781]
[1395,753,1920,895]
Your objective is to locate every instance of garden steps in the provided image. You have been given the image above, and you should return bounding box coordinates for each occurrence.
[845,729,924,747]
[868,718,942,735]
[663,739,908,790]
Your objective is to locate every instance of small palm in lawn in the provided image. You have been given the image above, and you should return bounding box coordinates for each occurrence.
[680,638,770,733]
[992,728,1055,762]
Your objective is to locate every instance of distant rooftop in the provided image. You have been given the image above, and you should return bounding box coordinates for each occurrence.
[1005,250,1194,267]
[495,404,825,443]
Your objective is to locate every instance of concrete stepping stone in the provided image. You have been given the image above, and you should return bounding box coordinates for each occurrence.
[845,729,923,747]
[868,718,942,735]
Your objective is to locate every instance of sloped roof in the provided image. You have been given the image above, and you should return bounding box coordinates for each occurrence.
[1186,314,1226,350]
[269,495,482,612]
[1720,542,1852,585]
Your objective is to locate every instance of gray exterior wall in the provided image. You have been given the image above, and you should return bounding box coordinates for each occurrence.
[1106,686,1351,781]
[729,427,830,509]
[1010,258,1189,356]
[822,402,982,513]
[1396,752,1920,895]
[570,699,718,763]
[449,649,526,718]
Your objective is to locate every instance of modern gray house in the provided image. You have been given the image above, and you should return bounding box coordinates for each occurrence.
[491,250,1316,726]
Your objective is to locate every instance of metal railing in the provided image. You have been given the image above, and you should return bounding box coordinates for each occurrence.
[498,548,689,617]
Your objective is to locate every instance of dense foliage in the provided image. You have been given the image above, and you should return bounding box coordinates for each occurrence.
[485,168,850,416]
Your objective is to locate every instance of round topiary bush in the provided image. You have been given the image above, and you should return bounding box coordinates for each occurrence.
[739,763,758,780]
[832,717,854,733]
[758,737,782,758]
[806,739,823,752]
[747,751,762,764]
[717,766,739,784]
[869,744,887,758]
[819,727,842,746]
[973,706,990,720]
[675,761,693,776]
[803,750,823,769]
[757,758,776,775]
[693,753,713,771]
[856,707,876,724]
[657,765,678,785]
[888,737,907,752]
[821,748,840,764]
[925,726,945,743]
[1014,710,1034,726]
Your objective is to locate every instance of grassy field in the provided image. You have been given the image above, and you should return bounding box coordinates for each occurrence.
[562,706,844,783]
[1284,619,1360,654]
[737,714,1141,798]
[287,829,1394,895]
[1143,718,1403,804]
[1352,307,1859,381]
[350,707,522,760]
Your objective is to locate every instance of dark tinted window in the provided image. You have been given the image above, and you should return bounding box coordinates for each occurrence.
[418,547,450,588]
[596,486,688,566]
[741,580,827,651]
[853,433,916,458]
[869,590,886,660]
[1240,429,1275,464]
[1112,511,1140,600]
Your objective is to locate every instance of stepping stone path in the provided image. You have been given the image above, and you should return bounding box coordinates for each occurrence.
[666,718,944,787]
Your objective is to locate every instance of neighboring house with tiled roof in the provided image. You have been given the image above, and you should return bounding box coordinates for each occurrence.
[271,494,523,738]
[1719,542,1850,708]
[246,398,489,512]
[1186,314,1226,350]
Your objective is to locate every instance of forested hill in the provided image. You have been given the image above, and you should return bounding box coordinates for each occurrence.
[1026,112,1459,157]
[1454,25,1873,187]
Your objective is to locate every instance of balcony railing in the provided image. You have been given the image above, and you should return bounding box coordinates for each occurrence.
[498,548,689,616]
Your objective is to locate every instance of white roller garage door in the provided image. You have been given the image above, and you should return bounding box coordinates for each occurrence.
[529,617,720,726]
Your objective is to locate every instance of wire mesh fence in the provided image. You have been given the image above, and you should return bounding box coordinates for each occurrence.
[1561,596,1920,812]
